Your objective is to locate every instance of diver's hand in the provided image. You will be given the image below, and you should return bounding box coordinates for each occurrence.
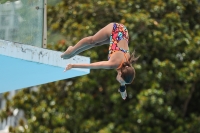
[64,64,73,72]
[118,85,127,100]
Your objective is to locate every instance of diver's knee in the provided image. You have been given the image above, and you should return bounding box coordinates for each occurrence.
[86,36,95,44]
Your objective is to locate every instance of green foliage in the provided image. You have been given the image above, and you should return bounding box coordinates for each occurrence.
[0,0,200,132]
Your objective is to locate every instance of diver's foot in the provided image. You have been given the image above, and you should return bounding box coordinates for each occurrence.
[61,46,73,59]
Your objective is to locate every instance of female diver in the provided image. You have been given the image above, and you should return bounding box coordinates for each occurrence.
[61,23,139,100]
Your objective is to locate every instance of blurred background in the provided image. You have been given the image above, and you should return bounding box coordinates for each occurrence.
[0,0,200,132]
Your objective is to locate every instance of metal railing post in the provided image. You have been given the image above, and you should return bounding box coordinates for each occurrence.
[43,0,47,48]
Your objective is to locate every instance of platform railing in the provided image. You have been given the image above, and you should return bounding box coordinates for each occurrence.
[0,0,47,48]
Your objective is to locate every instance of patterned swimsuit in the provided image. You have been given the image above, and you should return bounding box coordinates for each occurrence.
[108,23,129,60]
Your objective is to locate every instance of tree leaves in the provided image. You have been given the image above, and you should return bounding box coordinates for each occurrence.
[1,0,200,132]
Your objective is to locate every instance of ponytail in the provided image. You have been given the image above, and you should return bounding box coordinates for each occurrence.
[129,50,140,65]
[120,50,140,83]
[121,50,140,68]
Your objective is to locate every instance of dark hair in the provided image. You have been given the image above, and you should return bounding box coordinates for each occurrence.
[121,51,140,84]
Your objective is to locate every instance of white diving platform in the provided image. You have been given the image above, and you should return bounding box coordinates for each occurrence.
[0,40,90,93]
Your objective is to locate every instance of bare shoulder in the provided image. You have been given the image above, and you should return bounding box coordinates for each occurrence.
[110,52,130,65]
[125,52,130,59]
[109,52,126,66]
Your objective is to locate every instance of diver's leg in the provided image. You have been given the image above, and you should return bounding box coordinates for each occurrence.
[64,38,110,59]
[61,23,113,59]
